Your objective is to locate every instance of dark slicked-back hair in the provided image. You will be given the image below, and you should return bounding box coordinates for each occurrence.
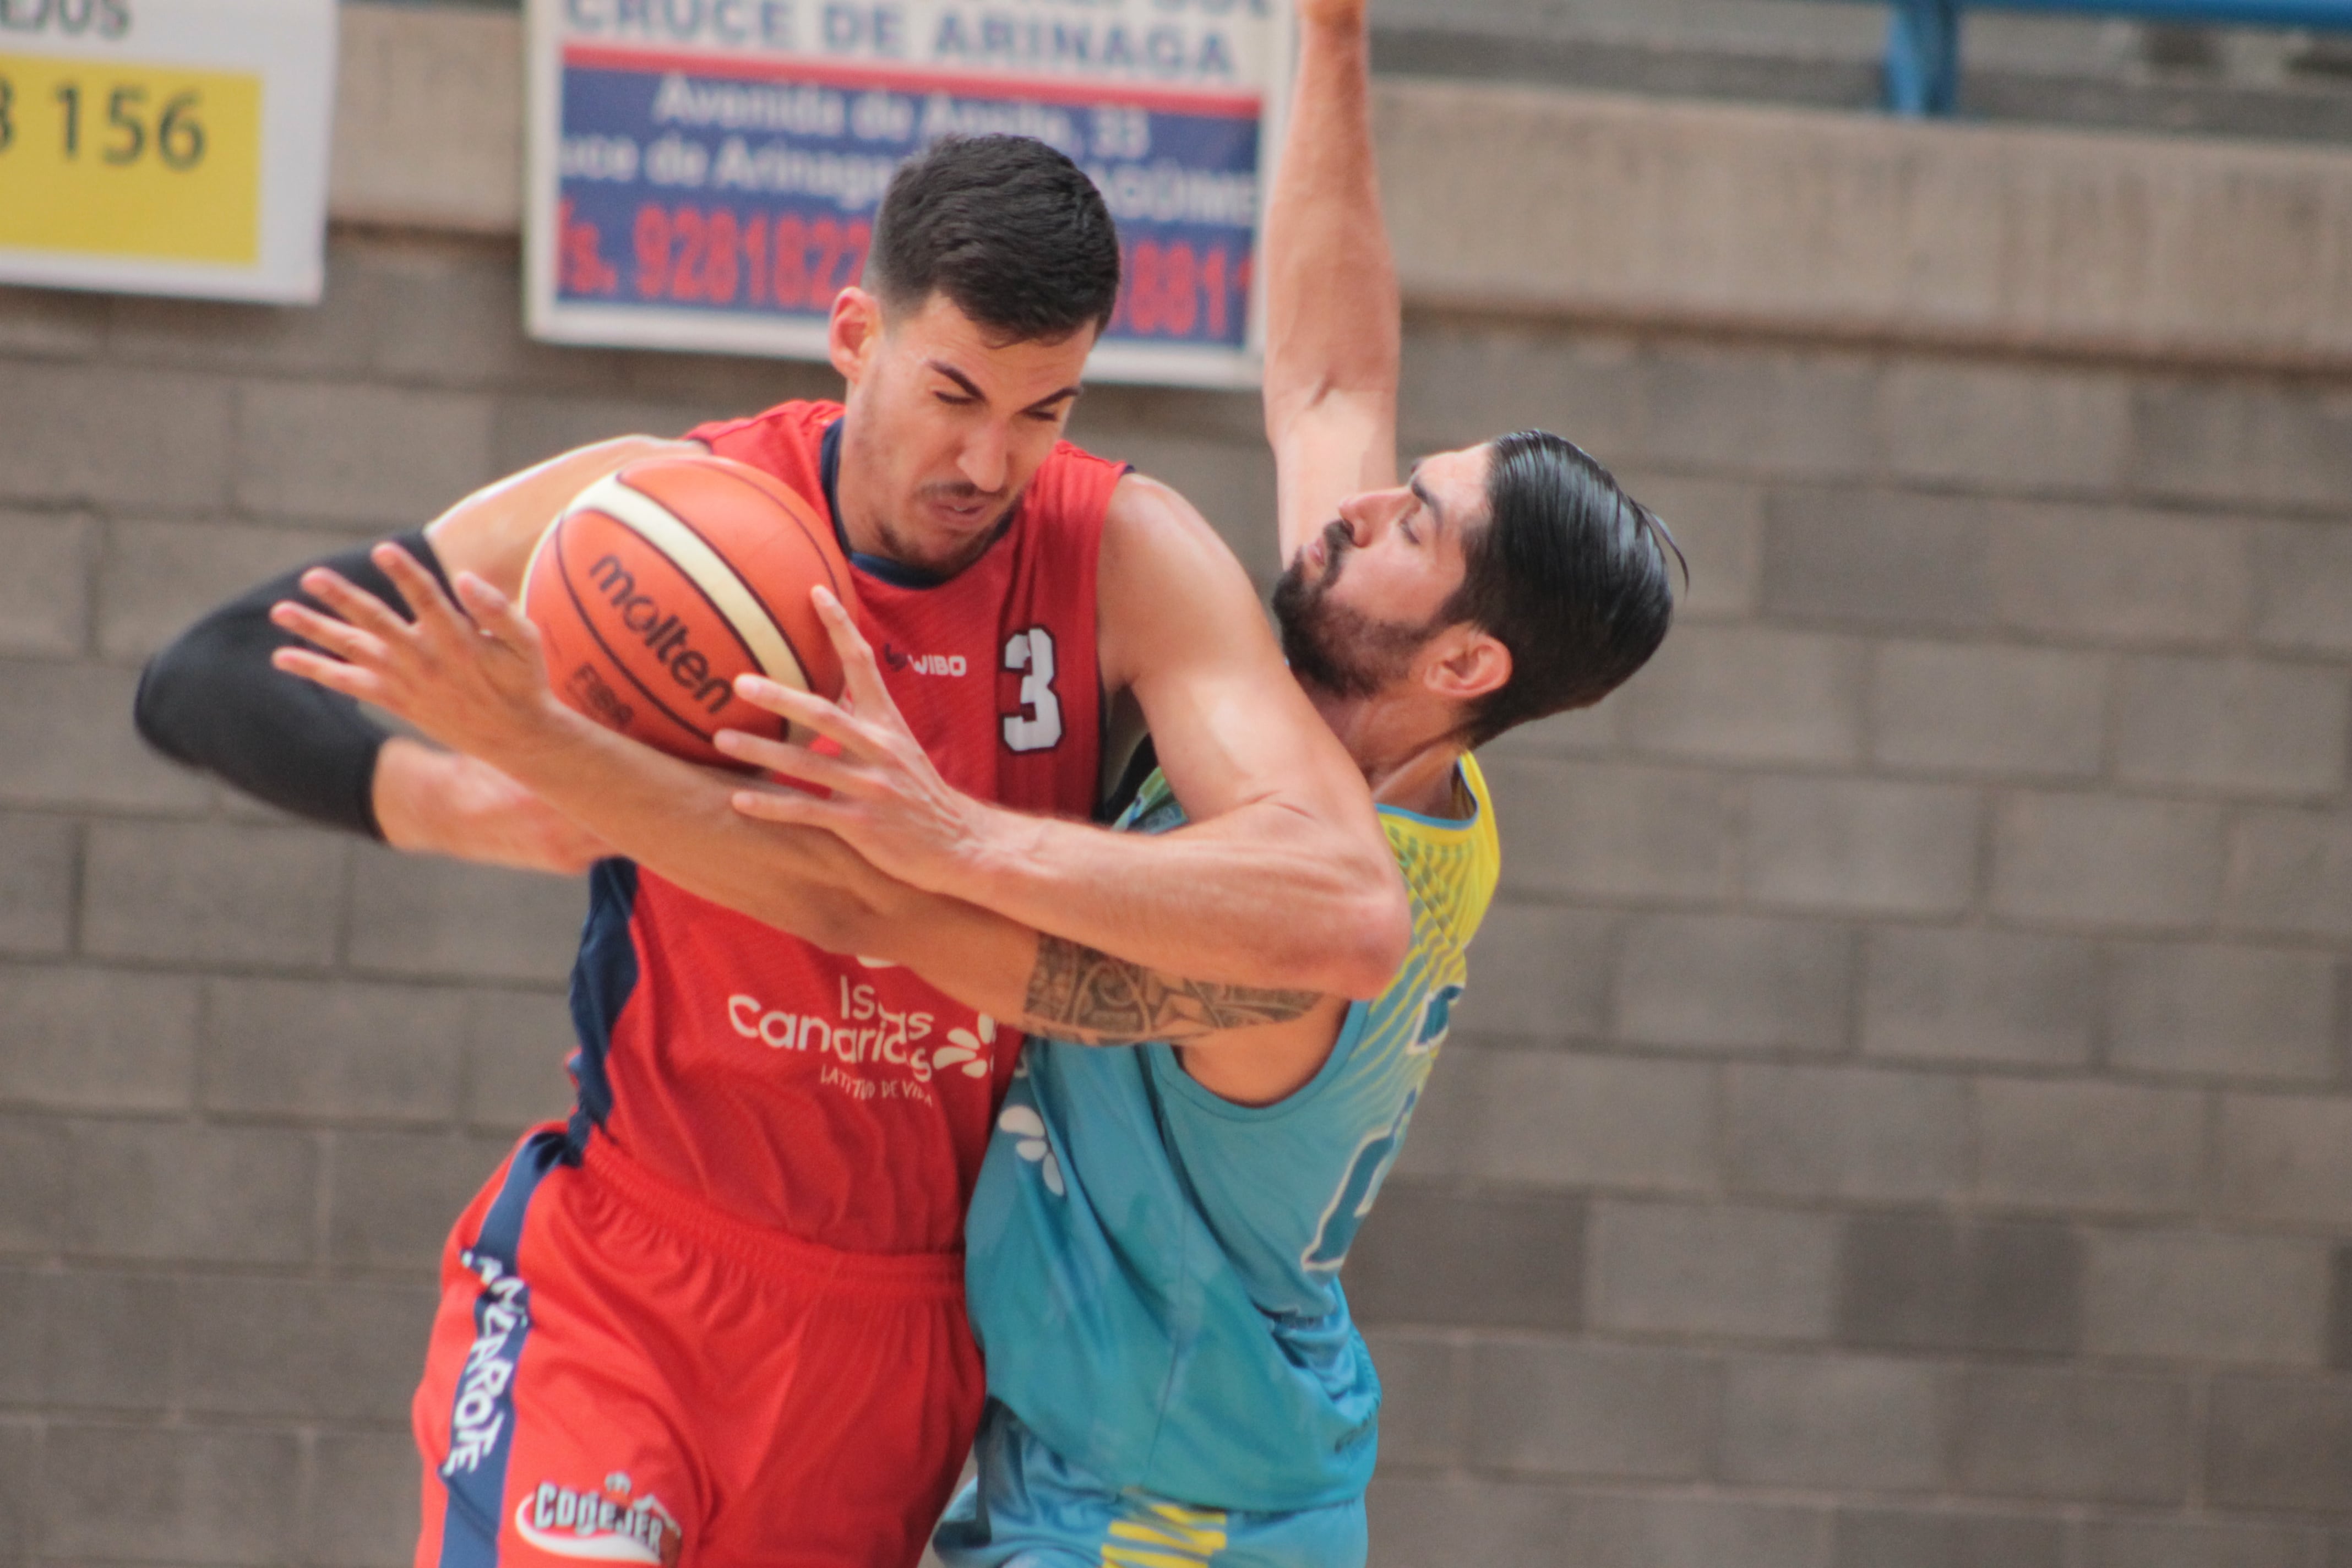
[1444,431,1679,748]
[866,134,1121,342]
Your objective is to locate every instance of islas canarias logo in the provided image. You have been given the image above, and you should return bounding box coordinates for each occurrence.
[513,1474,682,1565]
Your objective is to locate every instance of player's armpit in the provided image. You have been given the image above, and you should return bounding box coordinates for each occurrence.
[1020,934,1322,1047]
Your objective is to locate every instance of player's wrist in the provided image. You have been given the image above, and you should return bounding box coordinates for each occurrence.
[484,685,593,776]
[939,801,1037,905]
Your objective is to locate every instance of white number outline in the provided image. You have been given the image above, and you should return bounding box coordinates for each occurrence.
[1001,627,1064,753]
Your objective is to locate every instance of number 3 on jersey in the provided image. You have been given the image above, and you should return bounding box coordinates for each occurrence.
[1002,627,1062,752]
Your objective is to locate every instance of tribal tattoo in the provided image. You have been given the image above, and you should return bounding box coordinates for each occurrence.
[1022,934,1322,1046]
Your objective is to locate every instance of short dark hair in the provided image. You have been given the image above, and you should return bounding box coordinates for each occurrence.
[1442,431,1679,747]
[866,134,1121,342]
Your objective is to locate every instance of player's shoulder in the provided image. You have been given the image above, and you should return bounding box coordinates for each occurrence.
[1011,438,1135,544]
[1096,469,1254,603]
[683,400,843,509]
[1099,465,1199,527]
[1378,756,1501,949]
[687,398,843,457]
[1046,434,1131,486]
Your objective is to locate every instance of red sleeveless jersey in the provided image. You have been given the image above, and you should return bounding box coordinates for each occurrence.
[565,400,1124,1254]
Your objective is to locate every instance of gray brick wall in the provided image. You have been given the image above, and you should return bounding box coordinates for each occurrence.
[3,226,2351,1565]
[1347,313,2352,1567]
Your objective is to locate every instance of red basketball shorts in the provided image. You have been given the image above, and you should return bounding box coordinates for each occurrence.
[411,1125,983,1568]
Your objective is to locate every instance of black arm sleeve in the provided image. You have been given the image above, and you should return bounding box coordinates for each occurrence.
[132,530,456,840]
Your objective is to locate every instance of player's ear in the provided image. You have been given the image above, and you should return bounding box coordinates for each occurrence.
[829,287,884,383]
[1423,626,1510,705]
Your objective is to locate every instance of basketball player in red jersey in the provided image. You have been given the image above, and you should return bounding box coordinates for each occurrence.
[135,137,1407,1568]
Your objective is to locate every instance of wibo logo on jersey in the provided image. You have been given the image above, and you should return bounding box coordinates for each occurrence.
[881,643,969,677]
[515,1474,682,1566]
[442,1251,527,1476]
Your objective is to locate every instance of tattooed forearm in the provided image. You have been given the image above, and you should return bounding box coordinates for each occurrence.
[1022,934,1322,1046]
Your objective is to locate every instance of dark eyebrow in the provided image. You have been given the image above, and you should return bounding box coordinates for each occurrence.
[1408,466,1446,535]
[924,360,986,399]
[925,358,1084,415]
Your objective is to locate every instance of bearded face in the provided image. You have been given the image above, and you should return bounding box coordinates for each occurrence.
[1272,520,1444,701]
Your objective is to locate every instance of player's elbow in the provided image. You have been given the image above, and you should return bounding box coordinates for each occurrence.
[1303,853,1410,1001]
[131,650,184,761]
[1342,878,1413,999]
[132,622,213,766]
[1261,815,1411,998]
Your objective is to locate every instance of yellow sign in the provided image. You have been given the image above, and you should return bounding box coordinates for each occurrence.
[0,52,260,265]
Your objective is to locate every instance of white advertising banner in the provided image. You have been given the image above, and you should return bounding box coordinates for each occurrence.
[0,0,338,304]
[526,0,1292,387]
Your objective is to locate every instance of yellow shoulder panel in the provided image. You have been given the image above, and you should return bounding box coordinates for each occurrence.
[1379,755,1502,952]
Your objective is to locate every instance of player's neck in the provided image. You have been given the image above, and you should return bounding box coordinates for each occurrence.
[830,437,891,560]
[1305,687,1471,820]
[1370,744,1471,819]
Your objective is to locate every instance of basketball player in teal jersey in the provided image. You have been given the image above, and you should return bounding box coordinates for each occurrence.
[272,0,1679,1558]
[894,1,1679,1558]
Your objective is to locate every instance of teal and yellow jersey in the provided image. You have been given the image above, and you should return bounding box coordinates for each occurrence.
[961,758,1500,1511]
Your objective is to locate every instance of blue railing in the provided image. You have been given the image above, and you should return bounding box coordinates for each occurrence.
[1850,0,2352,113]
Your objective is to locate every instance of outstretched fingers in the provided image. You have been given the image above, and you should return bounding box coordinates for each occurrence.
[373,543,472,641]
[290,566,411,645]
[711,731,875,798]
[730,783,849,831]
[269,598,391,668]
[270,643,388,703]
[453,571,545,660]
[708,726,800,774]
[731,673,892,763]
[813,587,905,726]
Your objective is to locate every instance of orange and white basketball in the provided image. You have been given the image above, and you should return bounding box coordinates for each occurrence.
[522,454,857,769]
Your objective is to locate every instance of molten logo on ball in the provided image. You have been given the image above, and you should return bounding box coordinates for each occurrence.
[521,455,858,769]
[586,554,734,715]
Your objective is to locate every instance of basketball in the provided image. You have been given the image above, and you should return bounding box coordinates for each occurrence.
[521,454,857,769]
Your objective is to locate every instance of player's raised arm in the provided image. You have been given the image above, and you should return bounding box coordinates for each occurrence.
[134,435,692,872]
[1263,0,1399,568]
[979,0,1406,1001]
[916,2,1427,1044]
[1004,0,1412,1004]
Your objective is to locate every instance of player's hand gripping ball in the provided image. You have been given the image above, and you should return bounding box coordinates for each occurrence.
[524,455,861,769]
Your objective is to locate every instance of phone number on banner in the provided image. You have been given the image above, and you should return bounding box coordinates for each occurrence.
[561,198,1250,342]
[552,61,1262,351]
